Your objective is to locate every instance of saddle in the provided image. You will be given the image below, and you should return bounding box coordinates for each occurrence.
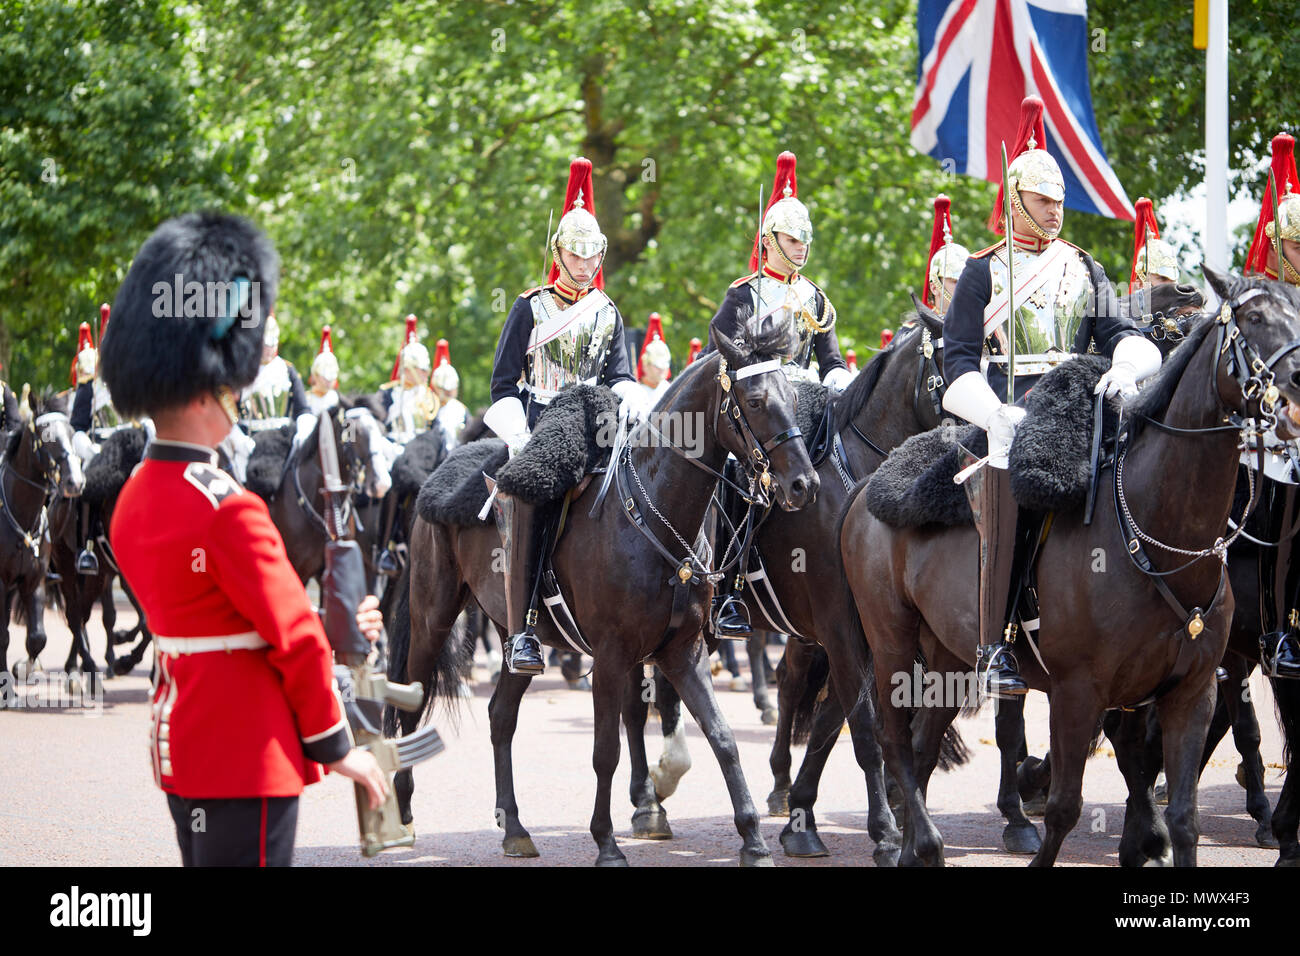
[417,383,618,527]
[865,355,1116,529]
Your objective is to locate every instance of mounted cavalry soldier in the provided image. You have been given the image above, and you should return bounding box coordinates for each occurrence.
[100,211,388,866]
[924,195,971,318]
[381,315,439,445]
[69,308,120,574]
[708,150,853,637]
[305,326,340,416]
[1241,132,1300,678]
[483,156,640,675]
[942,96,1162,698]
[241,313,308,422]
[1246,133,1300,288]
[431,338,469,449]
[637,312,672,407]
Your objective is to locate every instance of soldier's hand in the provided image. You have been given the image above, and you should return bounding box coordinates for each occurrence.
[355,594,383,644]
[328,748,389,809]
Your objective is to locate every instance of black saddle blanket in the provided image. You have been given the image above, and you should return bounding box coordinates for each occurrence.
[417,384,617,526]
[245,425,292,501]
[865,355,1114,528]
[84,427,148,504]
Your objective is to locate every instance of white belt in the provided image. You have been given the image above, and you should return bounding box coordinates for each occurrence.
[155,632,269,655]
[526,378,598,405]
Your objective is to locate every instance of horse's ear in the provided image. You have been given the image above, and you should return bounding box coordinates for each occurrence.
[1202,263,1235,303]
[909,292,944,339]
[711,327,744,369]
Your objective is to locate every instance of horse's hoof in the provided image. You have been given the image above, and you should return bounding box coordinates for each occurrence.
[112,658,134,677]
[1021,793,1047,817]
[760,706,778,726]
[1256,826,1280,850]
[566,677,591,692]
[67,672,83,696]
[873,843,902,868]
[631,808,673,840]
[740,848,775,867]
[1275,854,1300,867]
[595,851,628,867]
[12,660,27,682]
[780,826,829,858]
[766,788,790,817]
[1141,851,1173,868]
[502,835,540,858]
[1003,822,1041,855]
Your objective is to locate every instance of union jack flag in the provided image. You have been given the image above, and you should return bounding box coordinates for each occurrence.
[911,0,1134,221]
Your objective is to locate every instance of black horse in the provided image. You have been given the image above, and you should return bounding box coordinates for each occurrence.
[1,395,85,702]
[843,269,1300,866]
[247,404,391,585]
[389,323,817,866]
[48,426,154,683]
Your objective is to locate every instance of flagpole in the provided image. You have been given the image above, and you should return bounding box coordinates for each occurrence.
[1205,0,1228,273]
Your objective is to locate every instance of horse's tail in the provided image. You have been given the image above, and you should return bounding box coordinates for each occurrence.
[937,723,971,770]
[383,559,468,736]
[789,644,831,747]
[1274,677,1298,768]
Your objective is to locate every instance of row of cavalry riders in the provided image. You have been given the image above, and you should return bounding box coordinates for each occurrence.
[11,141,1300,869]
[3,274,1298,868]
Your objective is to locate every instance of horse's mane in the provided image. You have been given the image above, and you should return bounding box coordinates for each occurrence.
[1124,311,1217,442]
[1127,276,1300,442]
[832,324,917,435]
[342,392,386,421]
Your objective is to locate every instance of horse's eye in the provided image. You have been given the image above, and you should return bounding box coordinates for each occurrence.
[1246,310,1262,324]
[747,397,763,411]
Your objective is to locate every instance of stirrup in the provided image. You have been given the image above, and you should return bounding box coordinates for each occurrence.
[976,642,1028,699]
[76,545,100,576]
[505,631,545,676]
[1260,631,1300,680]
[712,595,753,640]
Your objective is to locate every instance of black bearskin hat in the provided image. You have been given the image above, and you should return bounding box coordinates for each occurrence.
[101,212,278,418]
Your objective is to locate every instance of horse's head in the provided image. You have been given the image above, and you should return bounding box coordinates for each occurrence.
[711,321,819,511]
[1203,266,1300,432]
[24,393,84,498]
[340,405,392,499]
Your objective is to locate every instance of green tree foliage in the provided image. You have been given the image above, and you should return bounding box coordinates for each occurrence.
[0,0,227,391]
[3,0,1292,402]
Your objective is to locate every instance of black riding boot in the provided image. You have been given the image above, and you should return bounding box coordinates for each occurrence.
[711,459,753,640]
[1259,477,1300,679]
[966,462,1027,699]
[376,492,401,577]
[497,493,550,676]
[76,500,99,575]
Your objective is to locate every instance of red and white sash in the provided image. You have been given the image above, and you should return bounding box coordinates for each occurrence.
[982,240,1074,338]
[527,288,610,352]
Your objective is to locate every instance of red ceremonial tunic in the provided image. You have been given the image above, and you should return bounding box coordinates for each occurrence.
[110,439,352,798]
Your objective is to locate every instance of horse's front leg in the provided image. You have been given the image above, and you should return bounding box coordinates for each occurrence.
[489,670,540,858]
[590,649,633,866]
[622,665,671,839]
[994,695,1041,854]
[1159,674,1218,867]
[659,635,773,866]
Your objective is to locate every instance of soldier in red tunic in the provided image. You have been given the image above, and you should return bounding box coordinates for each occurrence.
[100,212,388,866]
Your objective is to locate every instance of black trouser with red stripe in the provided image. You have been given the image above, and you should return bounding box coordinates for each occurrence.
[166,794,299,867]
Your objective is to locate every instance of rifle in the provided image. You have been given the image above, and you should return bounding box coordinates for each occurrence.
[318,409,444,857]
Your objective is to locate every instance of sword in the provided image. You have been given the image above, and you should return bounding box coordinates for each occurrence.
[1001,142,1017,405]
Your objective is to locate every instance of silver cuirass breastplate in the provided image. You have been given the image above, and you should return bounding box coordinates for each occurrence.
[527,288,618,395]
[749,274,830,378]
[986,243,1091,376]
